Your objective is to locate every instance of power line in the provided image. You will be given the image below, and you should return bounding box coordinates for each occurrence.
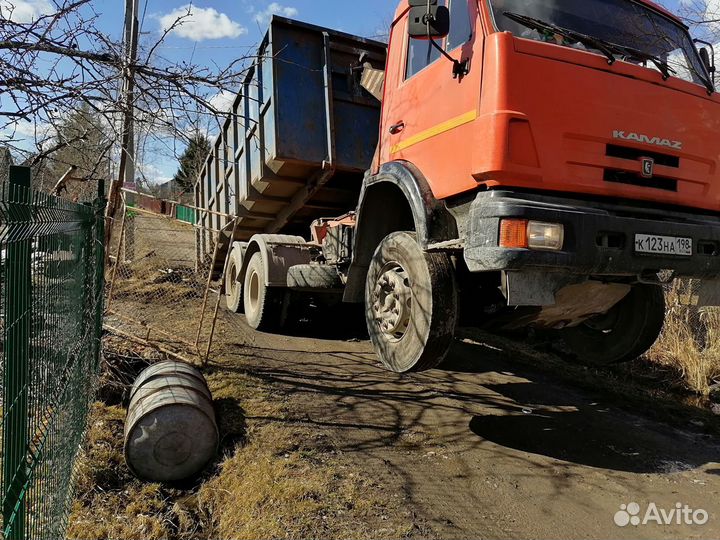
[139,0,149,34]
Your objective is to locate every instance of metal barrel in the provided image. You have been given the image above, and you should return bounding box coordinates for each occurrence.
[129,360,209,402]
[124,361,218,483]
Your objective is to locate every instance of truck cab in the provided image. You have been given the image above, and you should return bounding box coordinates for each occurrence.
[381,0,719,211]
[352,0,720,371]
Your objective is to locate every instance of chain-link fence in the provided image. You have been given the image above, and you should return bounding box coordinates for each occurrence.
[0,166,106,539]
[646,279,720,395]
[100,184,720,396]
[105,193,222,360]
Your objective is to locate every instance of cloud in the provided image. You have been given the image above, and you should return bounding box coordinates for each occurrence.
[138,162,173,185]
[208,90,235,113]
[8,121,52,139]
[694,0,720,31]
[159,5,247,41]
[254,3,298,25]
[0,0,54,22]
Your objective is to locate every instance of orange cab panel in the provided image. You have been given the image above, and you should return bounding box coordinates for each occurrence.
[472,32,720,213]
[381,0,720,214]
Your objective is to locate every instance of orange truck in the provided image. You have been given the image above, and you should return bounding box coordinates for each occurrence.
[197,1,720,372]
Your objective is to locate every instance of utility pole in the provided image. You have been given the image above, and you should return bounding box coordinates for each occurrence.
[104,0,139,251]
[123,0,138,189]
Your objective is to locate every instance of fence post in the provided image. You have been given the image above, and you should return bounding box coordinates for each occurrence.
[2,166,32,539]
[93,180,107,368]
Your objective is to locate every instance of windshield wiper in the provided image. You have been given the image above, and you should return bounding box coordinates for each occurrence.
[503,12,618,65]
[504,12,714,94]
[619,46,675,80]
[621,45,713,94]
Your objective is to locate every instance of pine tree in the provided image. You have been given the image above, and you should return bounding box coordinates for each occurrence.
[44,103,113,187]
[18,104,112,193]
[173,134,211,194]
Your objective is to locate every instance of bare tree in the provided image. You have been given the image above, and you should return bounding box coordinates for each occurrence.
[665,0,720,42]
[0,0,250,179]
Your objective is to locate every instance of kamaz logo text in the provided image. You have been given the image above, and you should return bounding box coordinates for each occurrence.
[613,131,683,150]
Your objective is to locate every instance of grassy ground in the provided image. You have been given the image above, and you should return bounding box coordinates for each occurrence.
[91,208,720,538]
[69,278,720,538]
[67,336,416,540]
[644,281,720,396]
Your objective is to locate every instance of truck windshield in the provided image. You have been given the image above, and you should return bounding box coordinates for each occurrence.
[488,0,710,88]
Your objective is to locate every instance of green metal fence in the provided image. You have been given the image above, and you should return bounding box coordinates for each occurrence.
[176,204,196,224]
[0,166,106,539]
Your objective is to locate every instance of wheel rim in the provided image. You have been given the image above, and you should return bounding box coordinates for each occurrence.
[229,262,239,296]
[249,269,260,312]
[371,262,412,341]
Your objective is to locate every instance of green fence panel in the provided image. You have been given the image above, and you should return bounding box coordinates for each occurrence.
[0,166,106,539]
[176,205,196,224]
[2,167,31,540]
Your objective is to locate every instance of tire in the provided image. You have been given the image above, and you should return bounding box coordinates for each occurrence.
[561,284,665,366]
[287,264,343,290]
[225,249,243,313]
[243,252,285,331]
[365,232,457,373]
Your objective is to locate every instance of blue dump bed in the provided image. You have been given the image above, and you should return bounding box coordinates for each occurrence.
[196,16,387,262]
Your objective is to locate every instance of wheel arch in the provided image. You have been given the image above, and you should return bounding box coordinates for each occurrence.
[344,161,459,303]
[233,234,310,288]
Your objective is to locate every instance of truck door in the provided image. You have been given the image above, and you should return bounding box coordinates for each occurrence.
[378,0,483,200]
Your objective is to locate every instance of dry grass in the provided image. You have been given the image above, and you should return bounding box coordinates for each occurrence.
[111,259,204,304]
[198,368,412,539]
[67,340,414,540]
[197,421,413,540]
[645,281,720,396]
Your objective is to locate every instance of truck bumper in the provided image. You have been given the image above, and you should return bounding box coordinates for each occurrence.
[464,190,720,280]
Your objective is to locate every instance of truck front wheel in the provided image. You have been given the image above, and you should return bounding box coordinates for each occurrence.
[365,232,457,373]
[560,284,665,365]
[243,252,285,331]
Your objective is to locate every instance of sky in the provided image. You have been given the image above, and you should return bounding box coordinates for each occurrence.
[1,0,397,184]
[103,0,396,68]
[131,0,396,183]
[0,0,711,184]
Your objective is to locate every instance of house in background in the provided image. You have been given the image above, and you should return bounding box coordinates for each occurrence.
[156,178,194,205]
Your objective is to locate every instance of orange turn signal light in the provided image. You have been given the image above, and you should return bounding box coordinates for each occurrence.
[499,219,529,249]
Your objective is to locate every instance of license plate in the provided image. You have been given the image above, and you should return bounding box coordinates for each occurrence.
[634,234,692,256]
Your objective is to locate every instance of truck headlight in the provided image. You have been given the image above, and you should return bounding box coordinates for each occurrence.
[500,220,564,251]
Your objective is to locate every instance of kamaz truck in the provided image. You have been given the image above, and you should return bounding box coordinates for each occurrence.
[196,0,720,372]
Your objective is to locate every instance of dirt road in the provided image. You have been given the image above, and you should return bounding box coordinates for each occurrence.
[203,310,720,540]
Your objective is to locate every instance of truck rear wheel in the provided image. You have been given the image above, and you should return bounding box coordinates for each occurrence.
[225,249,243,313]
[561,284,665,366]
[243,252,284,331]
[365,232,457,373]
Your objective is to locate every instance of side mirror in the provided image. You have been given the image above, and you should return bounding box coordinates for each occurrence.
[408,0,450,39]
[699,47,716,75]
[694,39,716,86]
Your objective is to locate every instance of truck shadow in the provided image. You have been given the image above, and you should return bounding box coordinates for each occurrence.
[280,303,368,341]
[468,406,694,473]
[446,336,716,474]
[211,313,718,477]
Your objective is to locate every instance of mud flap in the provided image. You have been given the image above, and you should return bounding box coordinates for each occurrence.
[502,271,632,330]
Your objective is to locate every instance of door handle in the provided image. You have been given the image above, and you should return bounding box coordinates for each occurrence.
[389,121,405,135]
